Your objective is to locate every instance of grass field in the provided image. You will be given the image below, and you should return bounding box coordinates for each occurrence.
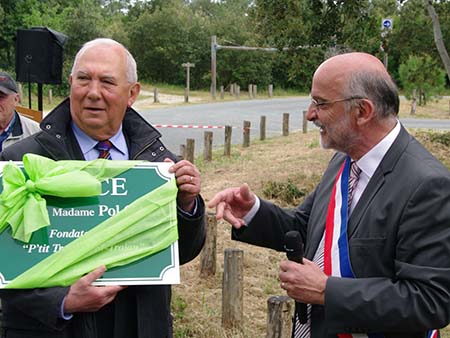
[172,117,450,337]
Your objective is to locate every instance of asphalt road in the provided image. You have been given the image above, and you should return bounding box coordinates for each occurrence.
[139,97,450,156]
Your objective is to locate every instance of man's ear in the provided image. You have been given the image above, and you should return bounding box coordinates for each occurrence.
[355,99,375,126]
[13,93,20,106]
[127,82,141,107]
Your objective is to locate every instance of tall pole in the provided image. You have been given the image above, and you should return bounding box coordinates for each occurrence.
[182,62,195,103]
[211,35,217,100]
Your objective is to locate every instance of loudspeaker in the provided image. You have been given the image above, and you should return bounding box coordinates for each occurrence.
[15,27,68,84]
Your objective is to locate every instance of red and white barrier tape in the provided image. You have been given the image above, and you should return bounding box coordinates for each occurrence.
[154,124,227,129]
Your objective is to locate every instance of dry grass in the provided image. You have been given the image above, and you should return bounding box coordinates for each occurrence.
[171,126,450,337]
[399,97,450,119]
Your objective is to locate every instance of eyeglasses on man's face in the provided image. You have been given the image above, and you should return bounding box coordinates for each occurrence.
[309,96,367,111]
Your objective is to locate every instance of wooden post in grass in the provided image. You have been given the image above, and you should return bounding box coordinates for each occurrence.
[260,115,266,141]
[220,86,224,99]
[224,125,232,156]
[222,248,244,330]
[204,131,213,161]
[182,62,195,103]
[186,138,195,163]
[282,113,289,136]
[302,111,308,134]
[268,84,273,98]
[243,120,251,147]
[200,213,217,277]
[266,296,293,338]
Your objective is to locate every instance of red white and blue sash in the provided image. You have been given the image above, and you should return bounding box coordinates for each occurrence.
[324,157,354,279]
[427,330,439,338]
[323,156,438,338]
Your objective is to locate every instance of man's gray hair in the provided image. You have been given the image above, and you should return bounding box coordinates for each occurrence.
[71,38,138,83]
[344,71,399,118]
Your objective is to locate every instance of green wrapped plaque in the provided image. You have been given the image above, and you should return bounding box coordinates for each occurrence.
[0,156,179,288]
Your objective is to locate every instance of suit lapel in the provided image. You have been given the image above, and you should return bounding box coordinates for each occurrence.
[305,153,345,259]
[348,125,411,237]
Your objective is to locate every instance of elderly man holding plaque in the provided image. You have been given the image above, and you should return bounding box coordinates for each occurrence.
[0,38,205,338]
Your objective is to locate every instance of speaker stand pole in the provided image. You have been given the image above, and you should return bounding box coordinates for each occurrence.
[28,82,32,109]
[38,83,43,112]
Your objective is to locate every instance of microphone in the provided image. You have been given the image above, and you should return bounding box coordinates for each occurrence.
[284,231,307,324]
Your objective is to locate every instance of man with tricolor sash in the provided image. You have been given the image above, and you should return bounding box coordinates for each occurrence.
[208,52,450,338]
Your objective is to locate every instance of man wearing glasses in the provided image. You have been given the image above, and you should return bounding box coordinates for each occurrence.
[208,52,450,338]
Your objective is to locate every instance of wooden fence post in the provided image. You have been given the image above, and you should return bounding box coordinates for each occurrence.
[186,138,195,163]
[302,111,308,134]
[179,144,186,160]
[153,88,159,103]
[222,248,244,330]
[48,88,52,105]
[268,84,273,98]
[200,213,217,277]
[243,120,251,147]
[248,84,253,99]
[236,85,240,99]
[282,113,289,136]
[203,131,213,161]
[260,115,266,141]
[220,86,224,99]
[224,125,232,157]
[266,296,293,338]
[253,84,257,98]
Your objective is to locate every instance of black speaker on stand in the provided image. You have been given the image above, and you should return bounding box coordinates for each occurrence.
[15,27,68,111]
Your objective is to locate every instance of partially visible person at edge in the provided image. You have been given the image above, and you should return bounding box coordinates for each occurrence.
[0,71,40,150]
[208,52,450,338]
[0,38,206,338]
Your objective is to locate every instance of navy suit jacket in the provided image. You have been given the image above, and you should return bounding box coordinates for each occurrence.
[233,125,450,338]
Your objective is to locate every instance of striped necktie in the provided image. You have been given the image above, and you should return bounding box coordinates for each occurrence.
[95,140,113,160]
[294,160,361,338]
[347,161,361,212]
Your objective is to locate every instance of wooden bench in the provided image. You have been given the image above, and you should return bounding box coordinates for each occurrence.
[15,106,43,123]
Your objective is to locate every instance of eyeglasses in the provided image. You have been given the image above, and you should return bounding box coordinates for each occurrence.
[310,96,367,111]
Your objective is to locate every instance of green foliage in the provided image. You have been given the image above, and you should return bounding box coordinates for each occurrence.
[1,0,450,92]
[429,131,450,147]
[262,179,306,205]
[399,54,446,104]
[128,1,211,87]
[172,294,188,320]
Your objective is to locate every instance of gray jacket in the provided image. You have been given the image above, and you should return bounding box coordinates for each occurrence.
[2,111,40,150]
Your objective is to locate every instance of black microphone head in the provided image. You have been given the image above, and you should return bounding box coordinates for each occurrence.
[284,230,303,263]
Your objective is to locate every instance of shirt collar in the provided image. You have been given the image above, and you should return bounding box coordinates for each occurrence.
[1,112,16,136]
[71,122,127,157]
[356,120,401,179]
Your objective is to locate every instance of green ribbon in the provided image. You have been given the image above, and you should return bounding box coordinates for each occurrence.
[0,154,138,243]
[6,178,178,289]
[0,154,179,288]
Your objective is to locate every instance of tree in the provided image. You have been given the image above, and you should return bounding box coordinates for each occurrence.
[398,54,446,106]
[425,0,450,81]
[128,1,211,87]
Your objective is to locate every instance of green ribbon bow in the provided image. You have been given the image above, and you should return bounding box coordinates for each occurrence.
[0,154,179,288]
[0,154,138,243]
